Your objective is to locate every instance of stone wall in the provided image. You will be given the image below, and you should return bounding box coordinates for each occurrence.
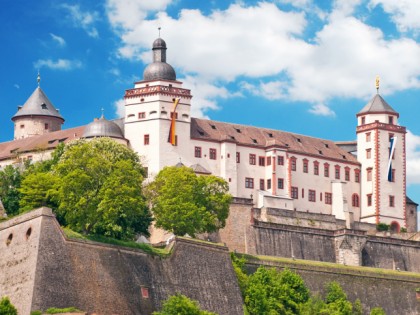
[1,209,244,315]
[245,256,420,315]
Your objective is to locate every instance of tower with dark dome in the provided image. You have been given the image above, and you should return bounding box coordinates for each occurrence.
[82,114,127,145]
[12,76,64,139]
[124,36,192,178]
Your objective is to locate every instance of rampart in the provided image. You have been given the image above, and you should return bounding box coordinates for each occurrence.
[0,208,244,315]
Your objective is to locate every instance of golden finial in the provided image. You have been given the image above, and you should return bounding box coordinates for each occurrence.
[37,70,41,87]
[375,75,380,94]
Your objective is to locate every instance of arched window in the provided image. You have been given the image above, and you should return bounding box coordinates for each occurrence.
[352,193,360,207]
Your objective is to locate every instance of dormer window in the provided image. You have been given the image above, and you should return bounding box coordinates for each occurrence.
[361,116,366,125]
[235,128,241,133]
[388,116,394,125]
[41,103,47,109]
[210,124,216,130]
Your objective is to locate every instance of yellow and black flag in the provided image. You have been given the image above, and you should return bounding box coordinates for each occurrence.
[168,98,180,145]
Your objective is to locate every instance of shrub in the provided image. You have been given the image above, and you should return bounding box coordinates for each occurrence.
[376,223,389,232]
[0,297,18,315]
[370,307,386,315]
[45,307,82,314]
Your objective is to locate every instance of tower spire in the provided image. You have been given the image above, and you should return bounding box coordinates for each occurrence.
[375,75,380,94]
[158,26,161,37]
[37,70,41,88]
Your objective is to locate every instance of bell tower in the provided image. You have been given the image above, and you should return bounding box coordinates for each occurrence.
[356,78,406,230]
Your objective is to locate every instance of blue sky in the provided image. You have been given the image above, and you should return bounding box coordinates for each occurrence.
[2,0,420,207]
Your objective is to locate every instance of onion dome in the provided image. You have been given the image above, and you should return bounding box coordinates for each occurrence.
[143,37,176,81]
[82,115,124,139]
[358,94,397,116]
[12,87,64,122]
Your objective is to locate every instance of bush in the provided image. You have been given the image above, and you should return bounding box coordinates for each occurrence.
[45,307,82,314]
[376,223,389,232]
[0,297,18,315]
[153,294,216,315]
[370,307,386,315]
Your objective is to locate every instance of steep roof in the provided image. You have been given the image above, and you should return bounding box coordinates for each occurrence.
[357,94,397,116]
[12,87,64,121]
[191,118,358,164]
[0,126,84,161]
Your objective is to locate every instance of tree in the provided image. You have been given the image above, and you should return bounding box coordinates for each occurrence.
[153,294,216,315]
[146,166,231,237]
[0,165,22,216]
[52,138,152,239]
[19,172,59,212]
[0,297,18,315]
[322,282,353,315]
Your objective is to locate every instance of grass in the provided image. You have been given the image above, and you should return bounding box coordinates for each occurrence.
[62,227,169,257]
[235,253,420,279]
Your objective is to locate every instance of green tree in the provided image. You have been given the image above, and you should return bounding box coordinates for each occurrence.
[153,294,217,315]
[0,165,22,216]
[0,297,18,315]
[370,307,386,315]
[19,172,59,212]
[146,166,231,237]
[245,266,309,315]
[53,138,152,239]
[322,282,353,315]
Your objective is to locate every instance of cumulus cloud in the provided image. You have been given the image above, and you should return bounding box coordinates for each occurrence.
[61,4,99,38]
[106,1,420,118]
[406,130,420,185]
[50,33,66,46]
[370,0,420,33]
[33,59,82,70]
[114,99,125,118]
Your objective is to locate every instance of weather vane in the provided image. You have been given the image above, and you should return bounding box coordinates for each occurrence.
[158,27,161,37]
[37,70,41,87]
[375,75,380,94]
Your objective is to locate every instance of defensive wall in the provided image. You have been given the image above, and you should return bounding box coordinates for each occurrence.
[0,208,244,315]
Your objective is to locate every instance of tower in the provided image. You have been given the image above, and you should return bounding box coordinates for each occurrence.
[12,75,64,139]
[356,85,406,230]
[124,37,192,178]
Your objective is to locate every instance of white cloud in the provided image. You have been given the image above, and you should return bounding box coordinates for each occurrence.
[33,59,82,71]
[370,0,420,33]
[114,99,125,118]
[61,4,99,38]
[308,104,336,117]
[106,1,420,117]
[50,33,66,46]
[406,130,420,185]
[14,84,20,89]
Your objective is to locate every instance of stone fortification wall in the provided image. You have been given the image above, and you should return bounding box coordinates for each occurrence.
[1,209,243,315]
[245,256,420,315]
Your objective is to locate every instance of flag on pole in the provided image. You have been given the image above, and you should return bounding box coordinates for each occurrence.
[168,98,180,145]
[387,136,397,182]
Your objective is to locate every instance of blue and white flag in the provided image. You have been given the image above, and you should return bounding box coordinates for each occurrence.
[387,136,397,182]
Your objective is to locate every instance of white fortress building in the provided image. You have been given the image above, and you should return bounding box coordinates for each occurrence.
[0,37,416,233]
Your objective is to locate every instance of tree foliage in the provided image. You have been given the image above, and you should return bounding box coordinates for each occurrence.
[153,294,217,315]
[0,297,18,315]
[0,165,22,216]
[19,172,59,212]
[146,166,231,237]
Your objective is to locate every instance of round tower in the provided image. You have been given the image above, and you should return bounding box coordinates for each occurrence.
[356,83,406,229]
[12,76,64,139]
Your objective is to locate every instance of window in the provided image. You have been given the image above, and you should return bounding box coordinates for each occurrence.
[325,192,332,205]
[320,192,323,201]
[352,194,360,207]
[249,154,256,165]
[302,188,305,198]
[236,152,240,163]
[20,124,24,129]
[195,146,202,158]
[209,148,217,160]
[259,156,265,166]
[345,167,350,181]
[309,190,316,202]
[324,163,330,177]
[245,177,254,189]
[141,287,149,299]
[303,159,308,173]
[355,169,360,183]
[367,194,372,206]
[367,168,372,181]
[267,157,272,166]
[389,195,395,207]
[278,156,284,165]
[144,134,150,145]
[335,165,340,180]
[44,123,49,130]
[366,132,371,142]
[361,116,366,125]
[278,178,284,189]
[259,179,265,190]
[314,161,319,175]
[170,112,178,119]
[291,157,297,171]
[138,112,146,119]
[291,187,298,199]
[390,169,396,182]
[267,179,271,190]
[388,116,394,125]
[366,149,371,159]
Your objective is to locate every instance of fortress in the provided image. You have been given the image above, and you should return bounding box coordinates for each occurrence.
[0,38,420,314]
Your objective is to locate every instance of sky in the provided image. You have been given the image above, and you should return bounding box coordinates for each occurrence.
[1,0,420,212]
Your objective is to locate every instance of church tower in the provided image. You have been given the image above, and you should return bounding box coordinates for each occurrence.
[124,37,192,178]
[12,75,64,139]
[356,82,406,230]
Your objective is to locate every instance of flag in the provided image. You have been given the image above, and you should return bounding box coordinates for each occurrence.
[387,136,397,182]
[168,98,180,145]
